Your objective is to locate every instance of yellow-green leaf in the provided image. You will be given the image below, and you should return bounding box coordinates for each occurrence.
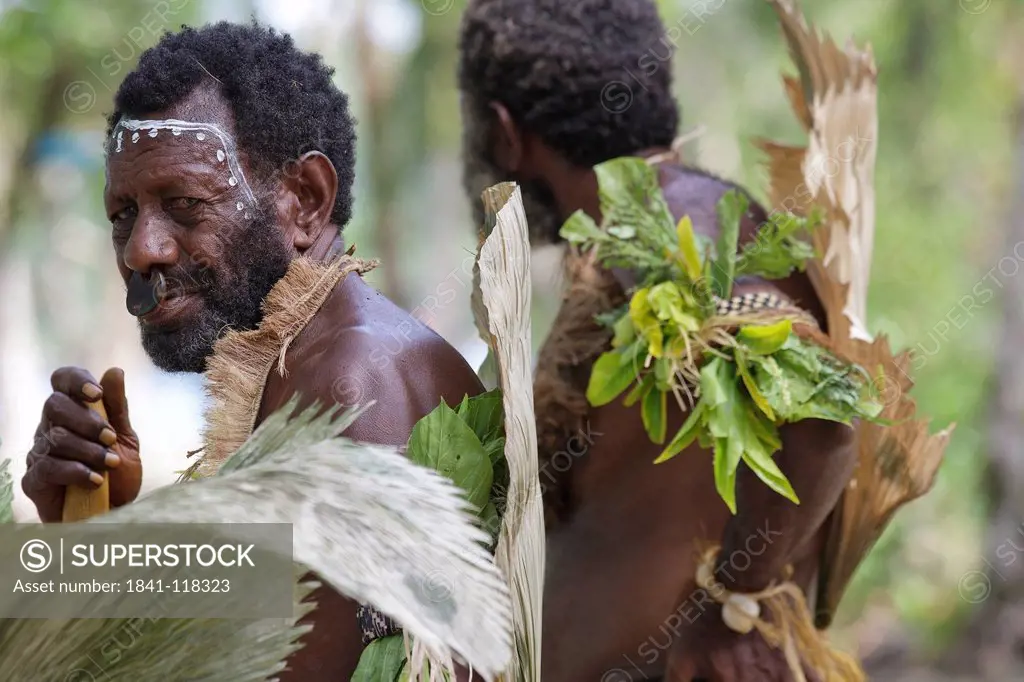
[559,210,607,244]
[736,350,775,421]
[699,357,730,407]
[619,338,647,367]
[647,282,700,333]
[654,357,673,391]
[713,437,742,514]
[629,288,665,356]
[624,373,655,407]
[711,190,746,299]
[611,312,636,348]
[608,224,636,239]
[647,282,682,320]
[666,333,690,359]
[676,215,703,281]
[655,401,706,463]
[738,319,793,355]
[642,387,668,444]
[587,350,640,406]
[649,329,665,357]
[741,448,799,505]
[747,405,783,452]
[629,287,653,325]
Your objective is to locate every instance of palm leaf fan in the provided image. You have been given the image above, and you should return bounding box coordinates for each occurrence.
[0,453,12,524]
[0,399,513,681]
[759,0,954,627]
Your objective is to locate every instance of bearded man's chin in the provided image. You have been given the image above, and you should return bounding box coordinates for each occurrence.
[517,181,562,245]
[139,317,221,374]
[462,163,561,245]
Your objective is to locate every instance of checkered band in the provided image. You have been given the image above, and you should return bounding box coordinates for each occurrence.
[357,603,401,645]
[714,291,789,316]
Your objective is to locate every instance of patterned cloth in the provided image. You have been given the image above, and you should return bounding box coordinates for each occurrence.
[357,603,402,645]
[714,291,787,316]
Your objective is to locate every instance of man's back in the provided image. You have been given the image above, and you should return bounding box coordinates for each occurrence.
[542,164,831,680]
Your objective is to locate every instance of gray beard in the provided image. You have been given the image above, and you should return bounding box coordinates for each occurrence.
[459,103,563,245]
[139,200,292,374]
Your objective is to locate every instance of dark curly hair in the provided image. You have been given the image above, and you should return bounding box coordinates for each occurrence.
[457,0,680,167]
[106,21,356,227]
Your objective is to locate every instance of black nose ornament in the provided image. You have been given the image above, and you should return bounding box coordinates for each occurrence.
[126,271,167,317]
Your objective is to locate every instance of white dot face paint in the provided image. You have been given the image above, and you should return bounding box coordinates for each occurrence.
[109,118,257,208]
[115,131,123,153]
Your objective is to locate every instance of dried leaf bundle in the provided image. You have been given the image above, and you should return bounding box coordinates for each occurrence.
[759,0,954,626]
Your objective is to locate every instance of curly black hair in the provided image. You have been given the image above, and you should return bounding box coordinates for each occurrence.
[458,0,680,167]
[106,21,356,227]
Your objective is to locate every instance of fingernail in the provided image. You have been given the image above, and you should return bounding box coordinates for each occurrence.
[89,472,104,486]
[105,452,121,468]
[83,383,102,400]
[99,428,117,446]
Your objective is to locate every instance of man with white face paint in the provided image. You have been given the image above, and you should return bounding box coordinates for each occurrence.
[21,21,485,681]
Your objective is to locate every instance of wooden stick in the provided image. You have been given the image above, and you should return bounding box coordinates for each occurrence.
[61,398,111,522]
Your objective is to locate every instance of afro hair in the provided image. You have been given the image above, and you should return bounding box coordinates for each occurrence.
[458,0,680,168]
[106,21,356,227]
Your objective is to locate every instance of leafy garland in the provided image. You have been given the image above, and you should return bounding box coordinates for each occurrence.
[560,158,882,513]
[353,389,508,681]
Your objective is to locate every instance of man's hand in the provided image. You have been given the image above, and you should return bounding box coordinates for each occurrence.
[665,604,821,682]
[22,367,142,522]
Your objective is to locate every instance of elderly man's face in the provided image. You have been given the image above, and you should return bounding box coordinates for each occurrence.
[103,87,291,373]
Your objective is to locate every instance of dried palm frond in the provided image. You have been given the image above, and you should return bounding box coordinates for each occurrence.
[759,0,954,627]
[472,183,546,682]
[0,399,514,681]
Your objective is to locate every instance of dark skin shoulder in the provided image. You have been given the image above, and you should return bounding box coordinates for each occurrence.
[541,163,855,681]
[655,164,826,326]
[257,271,485,682]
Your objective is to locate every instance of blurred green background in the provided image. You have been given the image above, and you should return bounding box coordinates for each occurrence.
[0,0,1020,679]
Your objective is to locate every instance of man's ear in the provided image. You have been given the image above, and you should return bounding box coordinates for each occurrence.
[275,151,338,252]
[489,101,524,174]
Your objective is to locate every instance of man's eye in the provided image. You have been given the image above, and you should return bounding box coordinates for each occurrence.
[110,206,137,223]
[166,197,201,210]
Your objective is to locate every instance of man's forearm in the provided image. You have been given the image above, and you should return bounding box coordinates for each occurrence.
[714,418,857,592]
